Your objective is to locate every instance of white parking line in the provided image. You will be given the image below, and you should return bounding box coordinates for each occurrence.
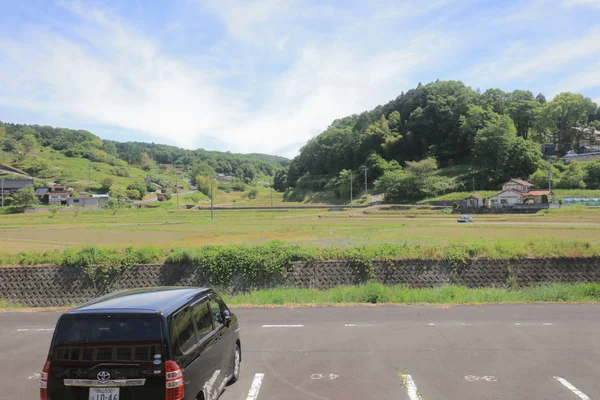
[262,324,303,328]
[554,377,591,400]
[399,374,421,400]
[246,373,265,400]
[16,328,54,332]
[344,323,384,327]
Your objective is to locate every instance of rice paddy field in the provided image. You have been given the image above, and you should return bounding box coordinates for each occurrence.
[1,205,599,255]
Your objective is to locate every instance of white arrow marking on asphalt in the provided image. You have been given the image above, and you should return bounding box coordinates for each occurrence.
[246,373,265,400]
[554,377,591,400]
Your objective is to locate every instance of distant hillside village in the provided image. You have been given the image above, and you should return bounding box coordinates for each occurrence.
[0,179,109,207]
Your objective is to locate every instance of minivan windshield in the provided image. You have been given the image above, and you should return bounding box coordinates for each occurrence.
[54,316,161,344]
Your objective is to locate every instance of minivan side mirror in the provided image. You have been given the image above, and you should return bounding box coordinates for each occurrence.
[223,310,232,325]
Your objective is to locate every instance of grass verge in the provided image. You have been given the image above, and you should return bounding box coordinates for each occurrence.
[0,299,24,309]
[222,282,600,305]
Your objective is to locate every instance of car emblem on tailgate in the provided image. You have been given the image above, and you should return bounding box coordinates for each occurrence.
[97,371,110,382]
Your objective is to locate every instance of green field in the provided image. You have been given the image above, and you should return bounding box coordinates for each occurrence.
[1,204,600,256]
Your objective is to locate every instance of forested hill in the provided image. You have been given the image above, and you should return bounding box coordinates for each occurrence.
[276,80,600,201]
[0,122,288,182]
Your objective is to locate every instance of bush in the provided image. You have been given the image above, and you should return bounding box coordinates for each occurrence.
[112,168,129,177]
[126,189,142,200]
[100,177,113,192]
[126,182,148,198]
[247,189,259,199]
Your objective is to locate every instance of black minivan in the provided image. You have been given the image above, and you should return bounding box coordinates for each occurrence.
[40,287,241,400]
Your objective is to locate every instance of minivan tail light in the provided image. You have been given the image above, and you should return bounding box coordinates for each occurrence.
[165,360,184,400]
[40,361,51,400]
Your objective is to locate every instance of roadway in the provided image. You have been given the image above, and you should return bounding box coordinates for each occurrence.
[1,304,599,399]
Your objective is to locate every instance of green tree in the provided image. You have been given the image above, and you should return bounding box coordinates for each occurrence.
[374,169,405,201]
[472,115,516,185]
[247,189,258,199]
[126,189,142,200]
[195,175,212,197]
[107,189,127,215]
[537,93,597,151]
[48,205,60,218]
[273,170,288,192]
[189,162,215,181]
[2,138,18,152]
[405,157,438,176]
[535,93,547,104]
[126,182,147,198]
[459,105,499,152]
[558,163,586,189]
[584,162,600,189]
[506,136,543,179]
[12,186,40,209]
[529,166,560,189]
[508,96,540,139]
[0,125,5,139]
[21,134,38,153]
[480,88,509,114]
[100,177,114,192]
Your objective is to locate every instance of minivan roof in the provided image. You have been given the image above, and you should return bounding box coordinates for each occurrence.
[67,287,210,316]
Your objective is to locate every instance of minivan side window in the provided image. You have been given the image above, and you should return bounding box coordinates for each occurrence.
[209,301,223,325]
[191,300,213,341]
[171,308,196,356]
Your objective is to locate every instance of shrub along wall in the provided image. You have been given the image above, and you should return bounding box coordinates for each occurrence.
[1,258,600,307]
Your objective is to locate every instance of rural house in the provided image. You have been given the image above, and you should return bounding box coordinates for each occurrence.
[217,173,233,181]
[0,179,34,196]
[45,185,73,205]
[489,179,553,208]
[466,194,484,208]
[67,194,109,207]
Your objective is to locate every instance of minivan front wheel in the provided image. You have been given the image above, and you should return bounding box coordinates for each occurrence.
[229,344,241,384]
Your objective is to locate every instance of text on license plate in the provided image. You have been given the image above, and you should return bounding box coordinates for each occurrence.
[89,387,119,400]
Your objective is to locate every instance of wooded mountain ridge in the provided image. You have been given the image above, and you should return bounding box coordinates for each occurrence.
[275,80,600,201]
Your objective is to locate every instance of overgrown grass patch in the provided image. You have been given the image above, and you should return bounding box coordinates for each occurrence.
[0,298,24,309]
[223,282,600,305]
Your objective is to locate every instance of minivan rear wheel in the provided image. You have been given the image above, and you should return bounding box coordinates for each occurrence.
[229,344,241,384]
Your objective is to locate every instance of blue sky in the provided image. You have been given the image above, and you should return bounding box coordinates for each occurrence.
[1,0,599,157]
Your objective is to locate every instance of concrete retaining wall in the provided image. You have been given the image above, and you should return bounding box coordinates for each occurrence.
[1,258,599,307]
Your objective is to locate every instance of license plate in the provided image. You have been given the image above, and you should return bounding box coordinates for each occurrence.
[89,387,119,400]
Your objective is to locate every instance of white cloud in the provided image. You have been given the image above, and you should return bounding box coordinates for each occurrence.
[0,2,246,150]
[217,32,458,157]
[563,0,600,9]
[463,27,600,90]
[0,0,458,156]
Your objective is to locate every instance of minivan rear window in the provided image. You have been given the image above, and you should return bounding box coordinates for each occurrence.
[54,316,162,344]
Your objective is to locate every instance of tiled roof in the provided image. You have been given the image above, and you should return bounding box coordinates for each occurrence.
[505,178,533,187]
[528,190,554,196]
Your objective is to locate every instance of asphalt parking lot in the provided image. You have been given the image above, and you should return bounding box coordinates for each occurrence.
[2,304,599,400]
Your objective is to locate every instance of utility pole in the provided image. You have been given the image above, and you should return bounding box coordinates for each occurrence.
[364,166,368,205]
[547,160,552,191]
[350,171,353,209]
[210,178,214,221]
[88,159,91,191]
[1,179,4,207]
[176,173,180,210]
[270,186,273,208]
[472,175,475,193]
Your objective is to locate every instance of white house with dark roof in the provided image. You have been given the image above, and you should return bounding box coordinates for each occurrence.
[489,179,553,207]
